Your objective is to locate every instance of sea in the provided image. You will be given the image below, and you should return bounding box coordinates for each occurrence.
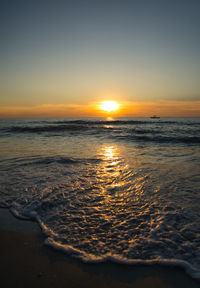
[0,117,200,279]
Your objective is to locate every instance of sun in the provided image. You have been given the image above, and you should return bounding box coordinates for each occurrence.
[100,101,119,112]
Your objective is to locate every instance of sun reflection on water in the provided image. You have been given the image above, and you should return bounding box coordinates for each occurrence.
[104,146,116,159]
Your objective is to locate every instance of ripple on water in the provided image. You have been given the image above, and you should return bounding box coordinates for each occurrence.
[0,142,200,280]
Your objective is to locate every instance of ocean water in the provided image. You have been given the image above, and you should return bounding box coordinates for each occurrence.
[0,117,200,279]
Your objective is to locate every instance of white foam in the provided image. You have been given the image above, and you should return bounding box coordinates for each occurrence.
[8,192,200,281]
[45,236,200,280]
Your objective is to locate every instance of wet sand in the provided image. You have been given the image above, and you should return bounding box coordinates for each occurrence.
[0,209,199,288]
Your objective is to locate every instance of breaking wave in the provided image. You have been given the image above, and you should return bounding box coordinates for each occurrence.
[1,118,200,145]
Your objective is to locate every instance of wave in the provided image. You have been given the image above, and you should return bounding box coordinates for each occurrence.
[39,119,200,126]
[0,155,103,169]
[50,120,177,125]
[115,135,200,144]
[5,124,90,133]
[20,156,81,166]
[1,122,200,145]
[45,238,200,280]
[8,206,200,280]
[2,119,199,134]
[0,120,184,133]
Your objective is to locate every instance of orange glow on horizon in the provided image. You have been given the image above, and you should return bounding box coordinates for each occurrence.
[0,100,199,118]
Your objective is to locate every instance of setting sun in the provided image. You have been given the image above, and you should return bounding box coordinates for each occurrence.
[100,101,119,112]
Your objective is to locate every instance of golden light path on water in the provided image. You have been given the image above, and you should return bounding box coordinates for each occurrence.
[91,144,147,228]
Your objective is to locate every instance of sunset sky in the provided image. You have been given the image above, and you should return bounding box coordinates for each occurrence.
[0,0,200,118]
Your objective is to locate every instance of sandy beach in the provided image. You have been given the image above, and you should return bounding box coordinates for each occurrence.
[0,209,199,288]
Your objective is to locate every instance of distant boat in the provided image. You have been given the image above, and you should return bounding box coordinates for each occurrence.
[150,115,160,119]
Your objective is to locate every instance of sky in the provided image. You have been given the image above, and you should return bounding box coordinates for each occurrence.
[0,0,200,117]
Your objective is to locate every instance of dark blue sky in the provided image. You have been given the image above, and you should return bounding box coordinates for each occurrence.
[0,0,200,112]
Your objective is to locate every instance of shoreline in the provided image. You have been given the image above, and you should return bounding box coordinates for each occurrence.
[0,208,199,288]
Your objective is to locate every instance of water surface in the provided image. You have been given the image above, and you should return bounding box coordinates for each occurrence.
[0,117,199,279]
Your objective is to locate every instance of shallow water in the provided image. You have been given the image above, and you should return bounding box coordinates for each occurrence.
[0,117,200,279]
